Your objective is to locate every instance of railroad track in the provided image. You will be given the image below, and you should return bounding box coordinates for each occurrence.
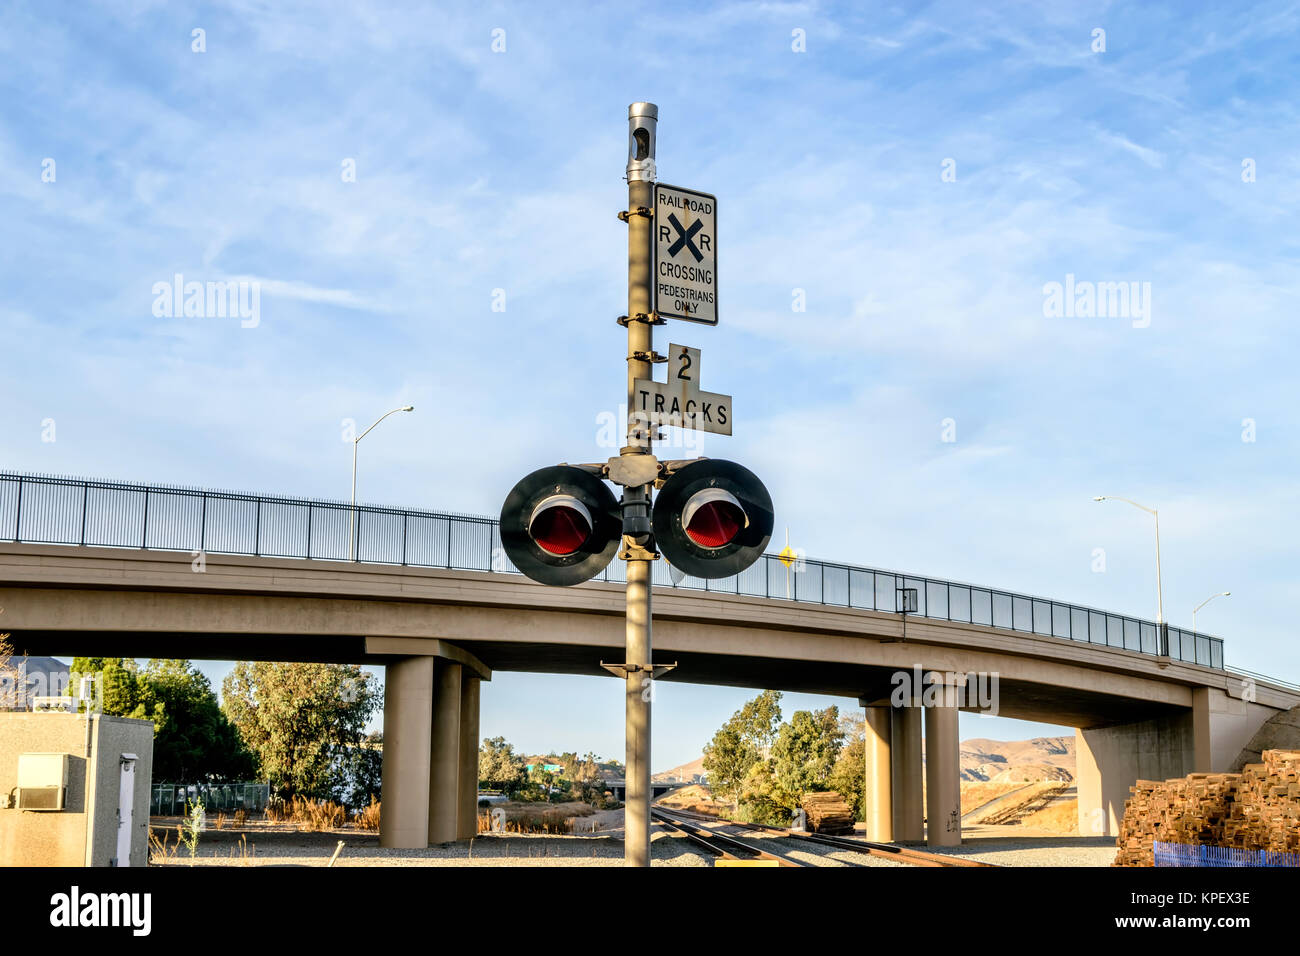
[654,806,995,867]
[651,808,807,866]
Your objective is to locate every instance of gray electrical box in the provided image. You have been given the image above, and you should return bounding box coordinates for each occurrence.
[16,752,69,810]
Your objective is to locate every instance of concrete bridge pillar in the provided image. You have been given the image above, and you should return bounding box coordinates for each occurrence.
[924,679,961,847]
[1076,686,1281,836]
[890,701,924,841]
[379,656,434,849]
[861,703,892,841]
[428,660,462,845]
[457,674,481,840]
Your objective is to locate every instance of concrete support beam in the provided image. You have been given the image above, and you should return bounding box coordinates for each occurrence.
[890,703,923,841]
[379,656,434,849]
[1076,711,1194,837]
[457,674,481,841]
[428,661,462,845]
[863,704,892,841]
[924,688,961,847]
[1191,687,1212,773]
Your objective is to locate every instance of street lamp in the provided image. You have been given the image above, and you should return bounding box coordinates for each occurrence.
[350,405,414,560]
[1193,591,1230,636]
[1093,495,1165,654]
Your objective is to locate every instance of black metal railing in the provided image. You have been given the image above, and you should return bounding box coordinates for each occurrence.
[0,471,1226,670]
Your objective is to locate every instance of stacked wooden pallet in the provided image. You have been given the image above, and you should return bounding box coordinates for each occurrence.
[801,791,856,835]
[1114,750,1300,866]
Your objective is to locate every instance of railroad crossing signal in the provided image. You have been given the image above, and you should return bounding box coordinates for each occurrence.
[499,466,621,586]
[500,458,772,586]
[498,103,773,867]
[652,460,773,579]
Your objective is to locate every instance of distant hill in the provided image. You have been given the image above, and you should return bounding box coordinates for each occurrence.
[655,736,1076,785]
[653,756,706,783]
[953,736,1075,783]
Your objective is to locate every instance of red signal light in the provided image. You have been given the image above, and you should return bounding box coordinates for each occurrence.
[681,489,745,549]
[528,495,593,556]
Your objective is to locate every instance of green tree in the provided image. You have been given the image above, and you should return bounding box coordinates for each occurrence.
[137,660,255,781]
[771,706,845,811]
[340,730,384,810]
[69,657,253,781]
[736,690,783,757]
[221,662,380,801]
[702,718,757,809]
[736,760,785,825]
[568,752,603,802]
[478,736,526,793]
[69,657,155,721]
[827,735,866,820]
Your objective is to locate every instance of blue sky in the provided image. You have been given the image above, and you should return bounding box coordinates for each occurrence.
[3,1,1298,770]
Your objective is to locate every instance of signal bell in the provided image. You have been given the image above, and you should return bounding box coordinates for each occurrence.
[500,465,622,586]
[653,459,773,579]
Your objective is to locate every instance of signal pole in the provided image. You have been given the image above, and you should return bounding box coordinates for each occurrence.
[621,101,658,867]
[501,103,770,867]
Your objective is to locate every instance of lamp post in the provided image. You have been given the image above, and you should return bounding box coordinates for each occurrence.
[350,405,414,560]
[1094,495,1165,653]
[1193,591,1230,636]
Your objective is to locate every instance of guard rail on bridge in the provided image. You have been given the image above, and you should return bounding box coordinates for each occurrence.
[0,471,1225,671]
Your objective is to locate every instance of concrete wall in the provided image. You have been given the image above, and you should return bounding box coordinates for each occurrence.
[1075,712,1194,837]
[1230,703,1300,770]
[0,713,153,867]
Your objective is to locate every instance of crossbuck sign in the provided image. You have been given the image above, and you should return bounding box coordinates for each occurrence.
[654,183,717,325]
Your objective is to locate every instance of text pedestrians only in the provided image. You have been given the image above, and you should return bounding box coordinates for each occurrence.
[654,183,717,325]
[632,343,732,435]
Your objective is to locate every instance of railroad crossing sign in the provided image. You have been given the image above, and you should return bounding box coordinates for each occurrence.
[632,343,732,435]
[654,183,717,325]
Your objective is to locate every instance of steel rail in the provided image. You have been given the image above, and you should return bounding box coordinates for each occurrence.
[651,808,805,867]
[655,805,994,867]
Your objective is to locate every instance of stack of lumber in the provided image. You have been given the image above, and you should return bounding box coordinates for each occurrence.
[801,791,856,835]
[1227,750,1300,853]
[1114,749,1300,866]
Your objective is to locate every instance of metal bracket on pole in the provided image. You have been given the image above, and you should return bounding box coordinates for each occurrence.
[630,350,667,363]
[617,206,654,222]
[558,461,608,477]
[617,312,666,327]
[619,538,659,561]
[599,662,677,679]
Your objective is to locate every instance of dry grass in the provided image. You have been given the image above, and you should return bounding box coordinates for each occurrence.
[356,797,381,831]
[1020,798,1080,834]
[960,781,1030,815]
[148,827,179,863]
[656,784,731,817]
[227,834,256,864]
[266,796,348,831]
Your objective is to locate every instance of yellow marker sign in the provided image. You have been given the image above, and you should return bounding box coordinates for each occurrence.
[714,859,780,867]
[778,545,798,568]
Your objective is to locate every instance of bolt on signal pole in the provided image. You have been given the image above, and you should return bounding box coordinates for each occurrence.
[622,101,658,867]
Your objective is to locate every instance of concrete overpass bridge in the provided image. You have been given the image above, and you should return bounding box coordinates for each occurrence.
[2,471,1296,849]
